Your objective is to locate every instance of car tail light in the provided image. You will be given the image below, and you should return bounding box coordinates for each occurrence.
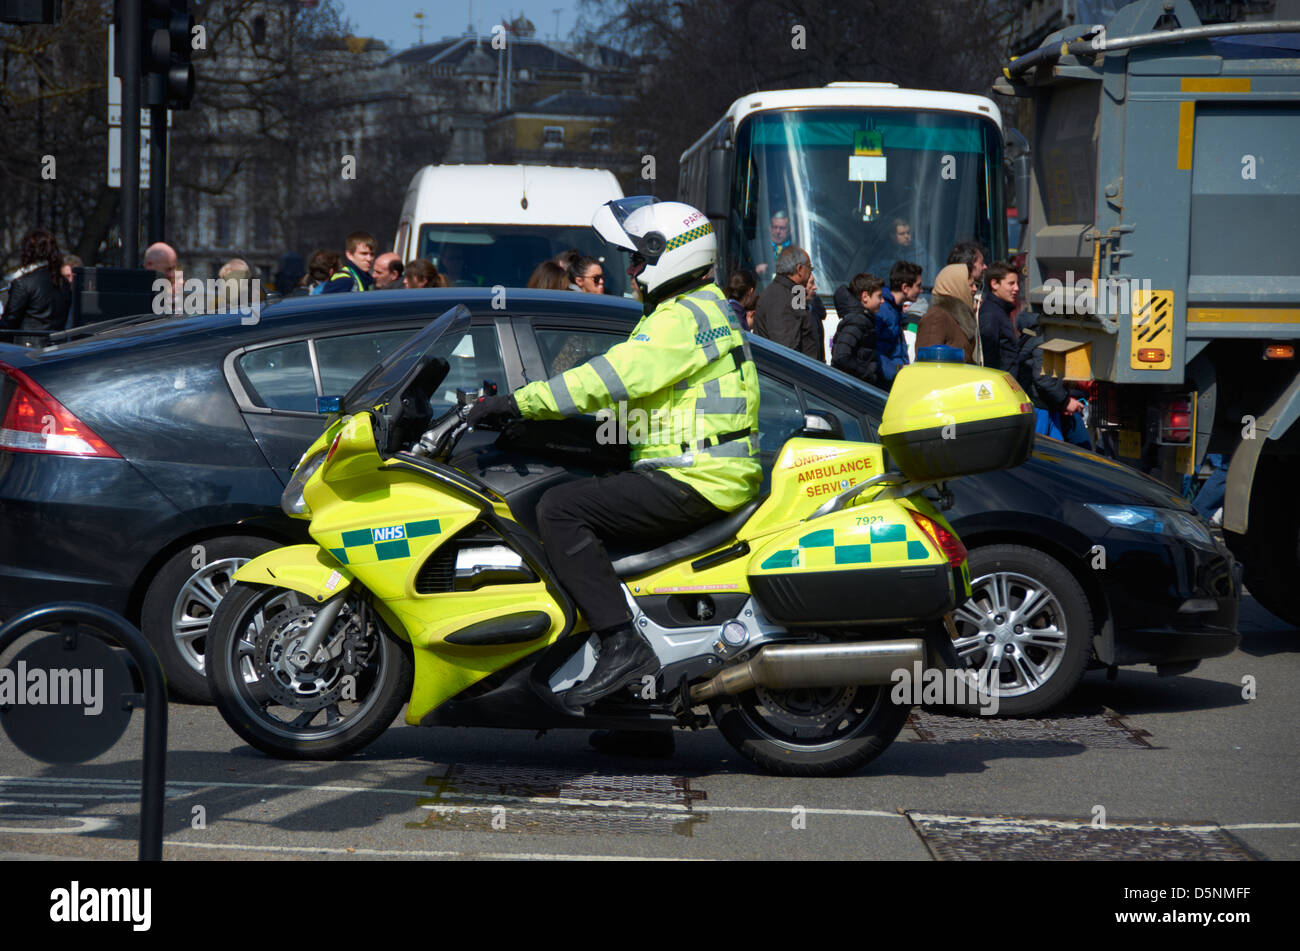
[1158,397,1192,445]
[0,362,121,457]
[908,508,967,567]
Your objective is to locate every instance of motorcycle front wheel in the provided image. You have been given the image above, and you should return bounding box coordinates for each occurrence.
[710,684,910,777]
[208,583,413,759]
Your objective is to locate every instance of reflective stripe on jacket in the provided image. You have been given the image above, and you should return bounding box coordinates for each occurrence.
[513,282,762,511]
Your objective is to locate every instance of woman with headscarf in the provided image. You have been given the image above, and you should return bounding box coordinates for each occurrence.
[914,263,983,364]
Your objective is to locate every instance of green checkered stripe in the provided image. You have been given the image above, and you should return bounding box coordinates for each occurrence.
[759,523,930,570]
[695,324,732,347]
[328,519,441,565]
[664,222,712,252]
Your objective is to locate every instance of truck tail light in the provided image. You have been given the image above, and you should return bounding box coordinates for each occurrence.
[1137,348,1166,364]
[0,362,121,457]
[1159,397,1193,445]
[1264,344,1294,360]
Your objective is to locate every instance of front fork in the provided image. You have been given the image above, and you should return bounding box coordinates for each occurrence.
[286,591,348,673]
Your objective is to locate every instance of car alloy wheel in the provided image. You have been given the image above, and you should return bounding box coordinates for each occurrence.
[946,544,1093,717]
[952,569,1068,699]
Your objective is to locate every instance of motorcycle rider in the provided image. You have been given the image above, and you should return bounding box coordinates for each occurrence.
[467,198,762,711]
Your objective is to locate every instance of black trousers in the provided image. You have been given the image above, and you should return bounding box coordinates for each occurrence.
[535,469,725,632]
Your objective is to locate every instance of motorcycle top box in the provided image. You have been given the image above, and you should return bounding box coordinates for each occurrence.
[878,345,1035,482]
[746,438,970,628]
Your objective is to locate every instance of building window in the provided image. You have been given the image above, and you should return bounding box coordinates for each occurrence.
[252,16,266,45]
[590,128,611,151]
[542,126,564,149]
[254,210,271,249]
[215,207,232,247]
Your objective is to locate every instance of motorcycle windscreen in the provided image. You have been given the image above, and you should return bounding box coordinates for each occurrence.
[343,304,472,414]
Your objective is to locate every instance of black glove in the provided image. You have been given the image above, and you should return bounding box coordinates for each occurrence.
[466,393,520,429]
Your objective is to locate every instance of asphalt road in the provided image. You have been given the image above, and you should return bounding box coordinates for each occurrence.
[1,595,1295,862]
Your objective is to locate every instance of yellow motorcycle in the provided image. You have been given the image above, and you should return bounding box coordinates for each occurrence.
[208,305,1034,775]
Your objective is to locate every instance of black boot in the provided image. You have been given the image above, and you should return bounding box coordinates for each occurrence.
[589,730,676,758]
[566,623,659,707]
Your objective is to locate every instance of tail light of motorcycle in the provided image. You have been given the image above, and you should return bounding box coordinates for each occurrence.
[0,362,121,457]
[908,508,967,567]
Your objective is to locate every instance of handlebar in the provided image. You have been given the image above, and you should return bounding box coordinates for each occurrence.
[413,404,470,460]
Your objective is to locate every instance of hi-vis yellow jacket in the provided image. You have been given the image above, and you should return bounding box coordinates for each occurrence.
[513,283,762,511]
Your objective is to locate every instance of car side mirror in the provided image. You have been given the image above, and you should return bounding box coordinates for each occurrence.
[799,411,844,439]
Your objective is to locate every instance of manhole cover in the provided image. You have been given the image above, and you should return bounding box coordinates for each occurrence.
[907,709,1153,748]
[409,764,707,837]
[908,813,1258,860]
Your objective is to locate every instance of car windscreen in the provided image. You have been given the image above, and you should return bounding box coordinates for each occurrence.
[417,224,631,298]
[342,304,470,413]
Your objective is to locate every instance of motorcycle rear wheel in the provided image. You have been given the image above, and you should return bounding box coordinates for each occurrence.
[208,583,413,760]
[710,684,910,776]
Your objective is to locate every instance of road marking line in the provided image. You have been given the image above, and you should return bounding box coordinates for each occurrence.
[424,798,902,819]
[0,815,116,834]
[907,813,1300,833]
[5,778,1294,831]
[163,840,708,860]
[0,800,81,809]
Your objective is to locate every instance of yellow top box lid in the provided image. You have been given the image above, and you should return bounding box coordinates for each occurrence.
[879,359,1033,437]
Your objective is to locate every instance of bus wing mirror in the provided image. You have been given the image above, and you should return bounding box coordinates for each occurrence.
[706,148,730,219]
[1014,154,1030,226]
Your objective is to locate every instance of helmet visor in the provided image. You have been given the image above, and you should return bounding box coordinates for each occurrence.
[592,196,659,252]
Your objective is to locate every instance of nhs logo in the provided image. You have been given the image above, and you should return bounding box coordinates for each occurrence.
[372,525,406,543]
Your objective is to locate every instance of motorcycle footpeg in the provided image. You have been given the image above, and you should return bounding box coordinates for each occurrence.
[669,675,709,730]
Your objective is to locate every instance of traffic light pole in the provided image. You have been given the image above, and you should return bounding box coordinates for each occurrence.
[149,102,167,244]
[120,0,141,267]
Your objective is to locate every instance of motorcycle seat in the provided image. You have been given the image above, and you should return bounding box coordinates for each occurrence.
[609,494,766,579]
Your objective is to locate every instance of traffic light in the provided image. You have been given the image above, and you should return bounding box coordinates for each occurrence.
[142,0,195,109]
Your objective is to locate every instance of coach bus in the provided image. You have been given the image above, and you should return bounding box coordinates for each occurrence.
[679,82,1007,329]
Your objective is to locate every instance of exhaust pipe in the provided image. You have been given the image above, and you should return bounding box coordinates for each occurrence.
[689,638,925,704]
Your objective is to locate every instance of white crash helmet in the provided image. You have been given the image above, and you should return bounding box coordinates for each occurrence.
[592,197,716,301]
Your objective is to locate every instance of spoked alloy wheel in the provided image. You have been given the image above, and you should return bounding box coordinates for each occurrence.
[207,583,412,759]
[140,535,279,702]
[948,544,1092,717]
[711,680,910,776]
[172,557,252,675]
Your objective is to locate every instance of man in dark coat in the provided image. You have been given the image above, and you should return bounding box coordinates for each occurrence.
[752,246,821,360]
[979,261,1020,372]
[1012,309,1081,439]
[831,273,884,386]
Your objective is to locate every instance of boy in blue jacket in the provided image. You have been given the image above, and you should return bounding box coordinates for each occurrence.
[876,260,923,387]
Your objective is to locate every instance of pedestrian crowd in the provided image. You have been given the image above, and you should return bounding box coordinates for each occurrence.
[740,228,1092,448]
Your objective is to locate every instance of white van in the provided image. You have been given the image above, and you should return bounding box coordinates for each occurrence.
[394,164,627,294]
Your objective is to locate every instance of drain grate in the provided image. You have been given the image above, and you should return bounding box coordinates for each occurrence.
[908,813,1258,860]
[907,709,1154,748]
[409,764,707,837]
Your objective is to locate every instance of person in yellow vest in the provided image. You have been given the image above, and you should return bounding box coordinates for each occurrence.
[467,198,761,709]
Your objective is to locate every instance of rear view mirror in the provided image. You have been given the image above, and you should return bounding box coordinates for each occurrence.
[706,148,731,219]
[800,411,844,439]
[316,396,342,414]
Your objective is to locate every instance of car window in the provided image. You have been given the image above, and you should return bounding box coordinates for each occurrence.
[314,330,413,398]
[238,341,316,412]
[535,328,624,376]
[433,325,506,411]
[756,373,805,454]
